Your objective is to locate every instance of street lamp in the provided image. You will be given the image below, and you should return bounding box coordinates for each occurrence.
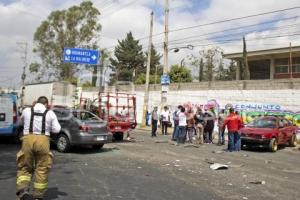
[171,44,194,53]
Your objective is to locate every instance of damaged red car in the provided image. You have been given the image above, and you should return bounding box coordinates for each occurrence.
[240,116,298,152]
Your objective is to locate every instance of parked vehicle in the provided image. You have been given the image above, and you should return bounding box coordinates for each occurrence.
[52,107,112,152]
[240,116,298,152]
[98,92,137,140]
[23,81,76,108]
[0,93,20,141]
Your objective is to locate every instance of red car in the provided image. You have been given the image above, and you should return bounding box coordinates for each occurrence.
[240,116,298,152]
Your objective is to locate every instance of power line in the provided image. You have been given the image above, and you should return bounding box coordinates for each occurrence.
[101,0,138,19]
[138,6,300,40]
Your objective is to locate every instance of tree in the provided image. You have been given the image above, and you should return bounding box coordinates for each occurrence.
[169,64,192,83]
[146,44,163,75]
[199,58,204,82]
[31,1,101,84]
[215,60,237,81]
[110,32,146,82]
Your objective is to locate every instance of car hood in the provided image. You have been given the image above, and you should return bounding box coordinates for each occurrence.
[240,127,275,135]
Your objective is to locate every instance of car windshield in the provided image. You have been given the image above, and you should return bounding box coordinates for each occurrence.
[73,111,101,121]
[247,118,276,128]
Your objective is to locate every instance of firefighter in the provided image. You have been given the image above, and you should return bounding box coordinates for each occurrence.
[16,96,61,200]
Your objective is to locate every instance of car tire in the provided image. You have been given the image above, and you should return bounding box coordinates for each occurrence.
[92,144,104,150]
[289,134,297,147]
[269,138,278,152]
[114,132,124,141]
[56,134,71,153]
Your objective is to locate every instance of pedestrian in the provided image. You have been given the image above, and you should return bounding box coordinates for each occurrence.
[235,111,244,151]
[146,110,150,126]
[218,109,226,145]
[177,106,187,144]
[172,105,182,141]
[186,108,195,143]
[151,107,158,137]
[203,108,215,143]
[222,108,243,152]
[194,108,205,144]
[160,106,170,135]
[16,96,61,200]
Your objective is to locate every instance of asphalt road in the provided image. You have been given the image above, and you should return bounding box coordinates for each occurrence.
[1,130,300,200]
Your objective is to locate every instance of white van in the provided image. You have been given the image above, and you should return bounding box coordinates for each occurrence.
[0,94,19,139]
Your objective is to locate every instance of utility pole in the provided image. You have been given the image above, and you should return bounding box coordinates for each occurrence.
[99,49,105,92]
[161,0,169,109]
[141,11,154,126]
[17,42,28,108]
[289,42,293,79]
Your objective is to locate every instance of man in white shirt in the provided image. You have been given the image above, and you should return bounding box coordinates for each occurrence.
[16,96,61,200]
[160,106,170,135]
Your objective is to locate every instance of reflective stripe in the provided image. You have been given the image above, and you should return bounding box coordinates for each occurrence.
[33,182,48,190]
[17,175,31,184]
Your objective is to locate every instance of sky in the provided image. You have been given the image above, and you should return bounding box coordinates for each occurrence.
[0,0,300,89]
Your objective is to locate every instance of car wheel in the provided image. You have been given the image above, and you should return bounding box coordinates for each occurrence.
[114,132,124,141]
[56,134,71,153]
[92,144,104,150]
[269,138,278,152]
[289,134,297,147]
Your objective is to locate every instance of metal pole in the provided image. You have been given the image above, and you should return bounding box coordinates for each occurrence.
[99,49,105,93]
[289,42,293,79]
[141,11,154,127]
[17,42,28,108]
[161,0,169,109]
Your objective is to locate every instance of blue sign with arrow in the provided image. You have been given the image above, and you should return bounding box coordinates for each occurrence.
[63,48,99,65]
[160,74,170,85]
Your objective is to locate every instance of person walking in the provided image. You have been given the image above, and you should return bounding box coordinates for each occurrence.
[177,107,187,144]
[203,108,215,143]
[186,109,195,143]
[160,106,170,135]
[151,107,159,137]
[194,108,205,144]
[16,96,61,200]
[218,109,226,145]
[172,105,182,141]
[235,111,244,151]
[222,108,243,152]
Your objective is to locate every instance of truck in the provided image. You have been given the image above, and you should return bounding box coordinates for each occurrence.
[0,93,20,140]
[23,81,76,108]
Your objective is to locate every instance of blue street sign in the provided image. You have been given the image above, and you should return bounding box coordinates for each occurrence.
[63,48,99,65]
[160,74,170,85]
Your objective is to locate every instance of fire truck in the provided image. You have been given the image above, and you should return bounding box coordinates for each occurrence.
[98,92,137,140]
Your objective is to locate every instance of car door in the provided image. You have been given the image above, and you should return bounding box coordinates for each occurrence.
[278,119,286,144]
[283,119,294,142]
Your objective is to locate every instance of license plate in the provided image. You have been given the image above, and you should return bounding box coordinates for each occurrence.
[115,126,121,130]
[96,136,106,141]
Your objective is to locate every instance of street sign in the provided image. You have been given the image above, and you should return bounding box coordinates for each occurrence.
[63,48,99,65]
[160,75,170,85]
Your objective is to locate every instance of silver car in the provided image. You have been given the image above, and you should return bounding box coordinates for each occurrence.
[52,108,112,153]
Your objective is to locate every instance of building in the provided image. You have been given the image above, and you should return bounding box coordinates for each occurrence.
[224,46,300,80]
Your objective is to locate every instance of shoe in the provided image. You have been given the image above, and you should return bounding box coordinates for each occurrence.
[20,194,33,200]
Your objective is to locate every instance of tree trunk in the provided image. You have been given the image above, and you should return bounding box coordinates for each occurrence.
[92,65,97,86]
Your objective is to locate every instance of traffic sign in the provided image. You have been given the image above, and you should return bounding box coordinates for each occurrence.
[63,48,99,65]
[160,75,170,85]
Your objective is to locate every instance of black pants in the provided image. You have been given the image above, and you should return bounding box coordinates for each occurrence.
[161,121,168,135]
[151,120,158,136]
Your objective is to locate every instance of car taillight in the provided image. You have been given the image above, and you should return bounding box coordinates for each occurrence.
[13,103,17,123]
[80,125,90,132]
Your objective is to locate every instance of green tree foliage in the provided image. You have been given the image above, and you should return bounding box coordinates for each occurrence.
[134,74,160,84]
[169,65,192,83]
[215,60,237,81]
[110,32,146,82]
[145,44,163,75]
[31,1,101,83]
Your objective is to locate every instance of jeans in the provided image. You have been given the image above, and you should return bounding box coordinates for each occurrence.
[151,120,158,136]
[172,124,179,140]
[177,126,186,144]
[218,127,225,144]
[228,131,239,152]
[161,121,168,135]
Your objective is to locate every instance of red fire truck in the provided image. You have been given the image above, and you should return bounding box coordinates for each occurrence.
[98,92,137,140]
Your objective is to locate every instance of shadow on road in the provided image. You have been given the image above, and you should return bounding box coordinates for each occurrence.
[45,187,68,200]
[65,146,118,155]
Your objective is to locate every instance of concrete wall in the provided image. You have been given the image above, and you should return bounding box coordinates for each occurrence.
[80,79,300,123]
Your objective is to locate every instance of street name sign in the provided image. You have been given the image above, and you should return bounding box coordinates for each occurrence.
[160,74,170,85]
[63,48,99,65]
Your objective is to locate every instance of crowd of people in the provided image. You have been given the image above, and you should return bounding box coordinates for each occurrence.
[150,105,244,152]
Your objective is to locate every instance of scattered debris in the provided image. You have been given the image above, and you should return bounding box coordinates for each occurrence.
[242,154,249,157]
[231,164,245,168]
[175,160,181,162]
[212,150,224,154]
[164,164,170,166]
[155,140,168,143]
[183,144,200,148]
[265,160,273,164]
[242,197,248,200]
[249,180,266,185]
[227,183,233,186]
[210,163,229,170]
[174,164,180,167]
[137,166,142,169]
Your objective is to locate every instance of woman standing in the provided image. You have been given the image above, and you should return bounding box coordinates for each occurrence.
[177,107,187,144]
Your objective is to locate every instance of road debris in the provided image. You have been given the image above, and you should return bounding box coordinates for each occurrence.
[155,140,168,143]
[242,197,248,200]
[183,144,200,148]
[212,150,224,154]
[249,180,266,185]
[210,163,229,170]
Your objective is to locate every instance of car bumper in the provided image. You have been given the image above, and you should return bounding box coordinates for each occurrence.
[72,132,113,145]
[241,137,271,146]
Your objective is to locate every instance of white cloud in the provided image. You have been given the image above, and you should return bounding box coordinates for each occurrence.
[1,0,300,88]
